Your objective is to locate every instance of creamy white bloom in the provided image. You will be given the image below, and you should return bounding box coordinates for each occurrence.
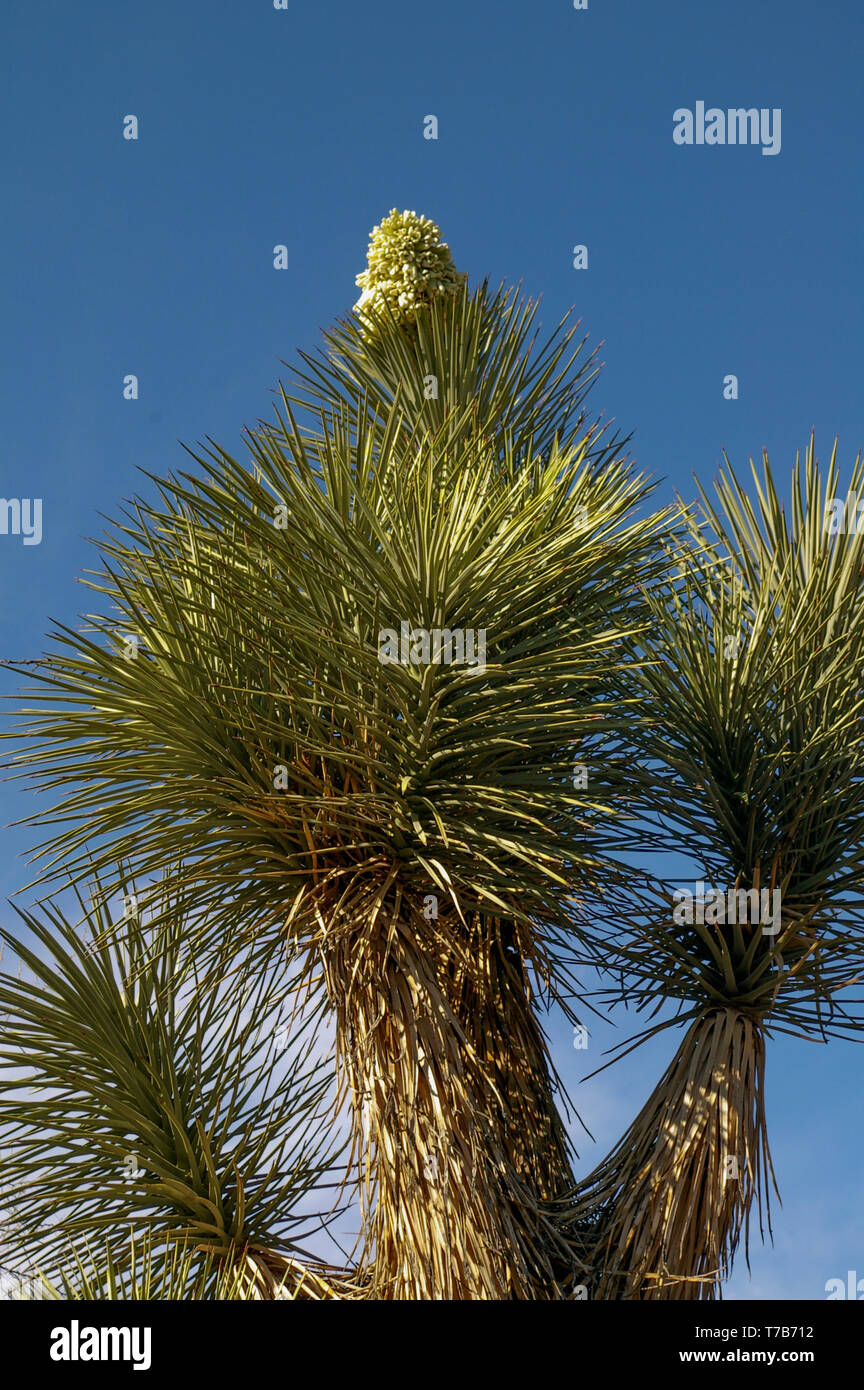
[353,208,466,332]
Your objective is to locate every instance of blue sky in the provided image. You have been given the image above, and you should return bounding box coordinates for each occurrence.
[1,0,862,1299]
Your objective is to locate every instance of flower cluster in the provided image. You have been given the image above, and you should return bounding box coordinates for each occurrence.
[353,208,466,331]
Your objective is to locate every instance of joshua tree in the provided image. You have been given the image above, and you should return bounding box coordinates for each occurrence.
[0,874,355,1301]
[568,440,864,1298]
[2,214,863,1300]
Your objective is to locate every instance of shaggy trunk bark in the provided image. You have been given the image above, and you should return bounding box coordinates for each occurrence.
[570,1008,775,1299]
[321,905,584,1299]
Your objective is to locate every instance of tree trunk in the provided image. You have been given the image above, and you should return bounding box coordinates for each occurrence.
[569,1009,775,1299]
[321,903,585,1299]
